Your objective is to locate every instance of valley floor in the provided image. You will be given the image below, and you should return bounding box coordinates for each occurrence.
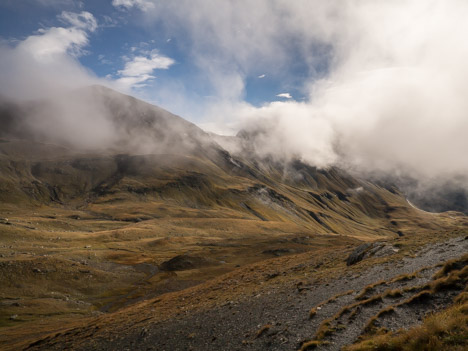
[19,233,468,351]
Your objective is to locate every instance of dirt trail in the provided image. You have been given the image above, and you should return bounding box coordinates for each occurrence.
[28,236,468,351]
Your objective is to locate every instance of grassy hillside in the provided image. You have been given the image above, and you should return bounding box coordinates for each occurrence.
[0,87,466,350]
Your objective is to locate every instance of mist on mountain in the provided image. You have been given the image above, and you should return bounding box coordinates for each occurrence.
[1,1,468,213]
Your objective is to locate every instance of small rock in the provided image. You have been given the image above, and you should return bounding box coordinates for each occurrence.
[265,273,279,280]
[9,314,18,320]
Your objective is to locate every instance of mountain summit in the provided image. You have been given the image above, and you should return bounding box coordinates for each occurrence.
[0,85,211,154]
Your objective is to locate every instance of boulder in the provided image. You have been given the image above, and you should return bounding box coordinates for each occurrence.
[346,243,373,266]
[346,242,398,265]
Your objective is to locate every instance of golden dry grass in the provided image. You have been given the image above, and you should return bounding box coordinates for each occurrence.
[309,290,354,319]
[345,300,468,351]
[346,254,468,351]
[255,324,272,338]
[355,280,387,300]
[299,340,321,350]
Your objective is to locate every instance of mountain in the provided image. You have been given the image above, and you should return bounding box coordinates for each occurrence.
[0,85,215,153]
[0,86,466,350]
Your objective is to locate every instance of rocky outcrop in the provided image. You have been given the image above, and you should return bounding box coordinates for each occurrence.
[346,242,399,266]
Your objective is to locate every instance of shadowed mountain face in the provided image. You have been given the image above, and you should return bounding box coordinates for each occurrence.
[369,175,468,215]
[405,181,468,214]
[228,122,468,216]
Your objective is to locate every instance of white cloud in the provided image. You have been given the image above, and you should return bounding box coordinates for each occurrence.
[59,11,97,31]
[276,93,292,99]
[0,11,100,100]
[101,15,120,28]
[0,8,173,151]
[97,54,112,65]
[235,101,337,167]
[3,0,468,189]
[115,51,174,89]
[112,0,155,11]
[258,74,265,78]
[115,74,153,88]
[15,11,97,63]
[19,27,88,61]
[128,0,468,182]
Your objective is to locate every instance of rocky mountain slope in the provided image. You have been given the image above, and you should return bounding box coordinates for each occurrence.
[24,235,468,351]
[0,86,466,350]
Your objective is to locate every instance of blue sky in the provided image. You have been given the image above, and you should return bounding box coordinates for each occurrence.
[0,0,323,127]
